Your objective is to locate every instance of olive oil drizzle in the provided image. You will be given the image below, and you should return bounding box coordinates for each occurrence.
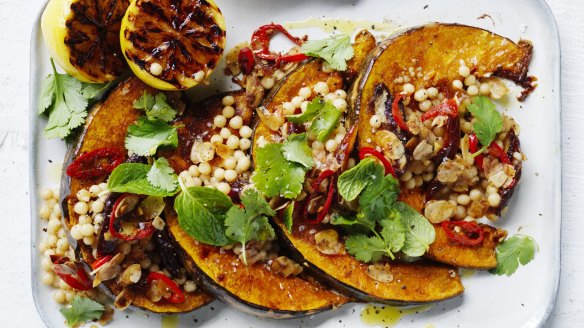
[361,304,432,327]
[161,315,180,328]
[283,18,398,35]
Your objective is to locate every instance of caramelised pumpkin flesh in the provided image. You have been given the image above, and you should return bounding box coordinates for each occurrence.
[273,213,464,304]
[399,189,504,269]
[162,92,349,318]
[61,77,213,313]
[166,209,349,318]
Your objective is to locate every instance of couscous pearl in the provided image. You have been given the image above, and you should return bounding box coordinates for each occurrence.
[222,95,235,106]
[457,194,471,205]
[192,177,203,187]
[332,98,347,111]
[39,205,50,220]
[299,87,312,99]
[91,200,104,214]
[140,258,152,269]
[300,101,309,112]
[179,171,191,180]
[224,170,238,182]
[239,126,253,139]
[414,89,428,102]
[229,116,243,130]
[291,96,304,108]
[234,150,245,160]
[220,127,232,139]
[405,179,416,189]
[42,272,54,286]
[452,80,463,90]
[188,165,200,177]
[150,62,163,76]
[455,205,467,220]
[47,235,58,247]
[214,168,226,181]
[467,85,479,96]
[400,170,413,182]
[41,257,52,271]
[184,281,197,293]
[479,83,491,95]
[261,76,275,89]
[486,185,498,195]
[210,134,223,144]
[370,115,382,128]
[81,223,94,237]
[226,135,240,149]
[488,193,501,207]
[325,139,338,152]
[57,238,69,251]
[214,115,227,128]
[94,214,104,224]
[217,182,231,195]
[321,61,333,73]
[223,157,237,170]
[335,89,347,99]
[422,172,434,182]
[335,133,345,144]
[194,71,205,82]
[313,82,329,95]
[70,226,83,240]
[53,291,66,304]
[464,75,477,86]
[149,264,160,272]
[459,65,471,78]
[324,93,337,102]
[76,189,91,202]
[44,249,56,257]
[48,219,61,234]
[239,138,251,150]
[419,100,432,112]
[469,189,482,201]
[199,162,212,175]
[282,102,296,115]
[74,202,88,215]
[427,87,439,98]
[98,182,107,190]
[312,141,324,150]
[403,83,415,94]
[41,188,54,200]
[236,157,251,173]
[89,184,101,195]
[53,204,62,216]
[222,106,235,118]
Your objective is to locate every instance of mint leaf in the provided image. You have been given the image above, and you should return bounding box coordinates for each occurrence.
[108,163,177,196]
[59,296,104,328]
[301,34,355,71]
[467,96,503,149]
[490,234,538,276]
[337,157,382,201]
[330,214,375,234]
[286,97,322,123]
[380,219,406,259]
[133,91,177,122]
[174,184,233,246]
[40,59,88,139]
[252,141,309,199]
[309,100,342,142]
[282,133,314,169]
[393,202,435,257]
[345,234,387,263]
[359,173,400,222]
[125,117,178,156]
[224,189,276,265]
[147,158,178,192]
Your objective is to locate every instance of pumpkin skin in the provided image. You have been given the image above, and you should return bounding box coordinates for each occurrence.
[60,77,213,314]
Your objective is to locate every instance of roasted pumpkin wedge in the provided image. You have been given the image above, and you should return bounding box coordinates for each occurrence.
[162,91,349,318]
[60,77,213,313]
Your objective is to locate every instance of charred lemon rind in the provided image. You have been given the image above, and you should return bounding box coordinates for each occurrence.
[120,0,226,91]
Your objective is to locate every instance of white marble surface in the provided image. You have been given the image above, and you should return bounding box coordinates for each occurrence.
[0,0,581,327]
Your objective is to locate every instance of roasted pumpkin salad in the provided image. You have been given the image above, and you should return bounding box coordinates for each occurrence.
[36,2,539,324]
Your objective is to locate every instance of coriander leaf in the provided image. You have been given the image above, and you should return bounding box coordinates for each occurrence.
[330,214,375,234]
[467,95,503,149]
[40,59,89,139]
[286,97,322,123]
[393,202,435,257]
[490,234,538,276]
[359,173,400,222]
[81,81,112,100]
[337,157,382,201]
[345,234,387,263]
[301,34,355,71]
[133,91,177,122]
[309,100,342,142]
[380,219,406,259]
[283,201,295,233]
[125,117,178,156]
[282,133,314,168]
[175,184,233,246]
[225,189,275,264]
[252,142,308,199]
[59,295,104,328]
[147,158,178,192]
[108,163,178,196]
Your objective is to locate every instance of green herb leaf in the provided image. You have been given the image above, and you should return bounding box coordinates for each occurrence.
[133,91,177,122]
[252,141,309,199]
[125,117,178,156]
[359,173,400,223]
[107,163,177,197]
[59,296,104,328]
[81,81,113,100]
[467,96,503,149]
[337,157,382,201]
[283,201,295,233]
[174,184,233,246]
[286,97,322,123]
[224,189,276,264]
[309,100,342,142]
[380,218,406,259]
[301,34,355,71]
[39,59,89,139]
[282,133,315,169]
[330,214,375,234]
[393,202,436,257]
[345,234,387,263]
[147,158,178,192]
[490,234,538,276]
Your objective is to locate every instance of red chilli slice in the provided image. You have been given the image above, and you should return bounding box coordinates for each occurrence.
[108,194,155,242]
[359,147,397,178]
[66,147,124,178]
[441,221,485,246]
[147,272,185,304]
[51,256,92,290]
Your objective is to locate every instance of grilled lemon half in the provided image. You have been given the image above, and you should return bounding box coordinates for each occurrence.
[120,0,227,90]
[41,0,129,83]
